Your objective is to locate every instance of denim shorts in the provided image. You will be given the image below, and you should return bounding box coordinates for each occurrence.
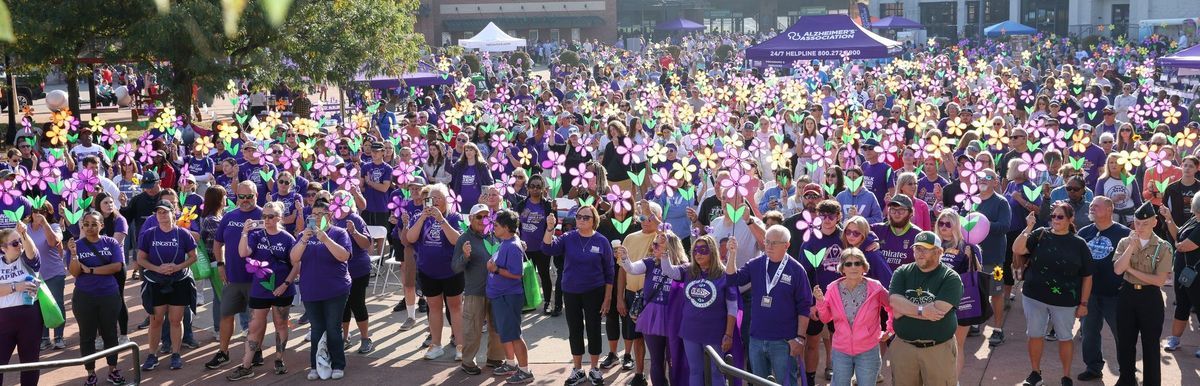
[1022,296,1076,340]
[490,293,525,343]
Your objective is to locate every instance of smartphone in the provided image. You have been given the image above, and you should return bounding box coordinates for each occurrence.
[306,215,318,231]
[424,197,433,207]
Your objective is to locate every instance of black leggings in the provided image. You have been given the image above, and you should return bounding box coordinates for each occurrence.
[553,254,565,308]
[73,291,121,371]
[529,250,554,306]
[116,268,128,336]
[342,275,370,323]
[564,286,606,356]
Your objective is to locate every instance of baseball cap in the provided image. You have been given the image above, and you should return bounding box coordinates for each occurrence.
[802,183,822,196]
[862,138,881,148]
[914,231,941,249]
[140,170,161,189]
[469,204,490,217]
[888,194,914,210]
[153,200,174,211]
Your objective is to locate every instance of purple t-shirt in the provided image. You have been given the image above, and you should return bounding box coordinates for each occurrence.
[0,196,31,230]
[416,212,463,279]
[238,162,276,206]
[298,226,352,301]
[799,230,845,290]
[458,167,483,211]
[916,175,949,207]
[486,238,525,298]
[870,223,921,271]
[518,200,549,252]
[678,269,738,345]
[216,207,263,283]
[542,231,616,293]
[246,229,296,299]
[272,191,304,225]
[1070,144,1107,188]
[726,255,812,341]
[332,213,371,278]
[137,226,196,282]
[360,162,393,213]
[74,236,124,296]
[862,162,893,208]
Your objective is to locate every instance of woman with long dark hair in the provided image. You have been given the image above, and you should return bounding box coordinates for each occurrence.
[292,198,352,380]
[449,143,494,213]
[67,211,128,385]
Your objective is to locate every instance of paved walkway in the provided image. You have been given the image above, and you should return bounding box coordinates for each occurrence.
[12,276,1200,385]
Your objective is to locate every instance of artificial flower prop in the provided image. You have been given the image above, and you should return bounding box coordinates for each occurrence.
[606,185,633,214]
[651,168,679,197]
[177,205,198,229]
[794,211,823,243]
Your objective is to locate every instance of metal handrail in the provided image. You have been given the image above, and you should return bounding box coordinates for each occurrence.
[0,341,141,385]
[703,345,779,386]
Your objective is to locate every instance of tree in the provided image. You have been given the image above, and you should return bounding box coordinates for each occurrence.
[5,1,149,118]
[119,0,425,113]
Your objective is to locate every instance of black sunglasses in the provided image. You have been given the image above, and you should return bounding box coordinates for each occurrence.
[237,194,255,200]
[842,261,865,268]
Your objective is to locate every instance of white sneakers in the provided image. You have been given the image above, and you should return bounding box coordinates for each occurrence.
[425,345,445,360]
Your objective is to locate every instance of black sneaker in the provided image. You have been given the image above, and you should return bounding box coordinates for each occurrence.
[629,373,647,386]
[564,369,586,386]
[136,318,150,330]
[587,368,604,385]
[393,302,407,313]
[225,366,254,381]
[551,308,562,317]
[620,354,634,371]
[418,298,429,313]
[486,359,504,368]
[274,359,287,375]
[989,330,1006,347]
[204,351,230,369]
[1022,371,1043,386]
[968,325,982,337]
[251,350,264,367]
[543,303,553,315]
[599,353,619,369]
[460,364,482,375]
[1076,369,1101,381]
[1061,376,1073,386]
[182,339,200,349]
[421,335,432,349]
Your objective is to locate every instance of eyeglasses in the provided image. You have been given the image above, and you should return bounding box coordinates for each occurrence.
[888,207,910,214]
[842,261,865,268]
[304,192,317,197]
[6,240,19,248]
[527,184,544,189]
[237,194,254,200]
[1008,135,1026,139]
[804,194,821,200]
[937,220,954,229]
[279,180,292,185]
[473,214,488,220]
[1100,140,1114,144]
[693,244,710,255]
[1050,214,1068,221]
[263,214,279,220]
[844,229,863,238]
[311,211,329,217]
[826,174,837,178]
[819,213,838,221]
[1066,186,1082,192]
[577,215,594,221]
[982,175,996,181]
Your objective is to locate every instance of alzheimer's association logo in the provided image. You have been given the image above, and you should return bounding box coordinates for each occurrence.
[685,279,718,308]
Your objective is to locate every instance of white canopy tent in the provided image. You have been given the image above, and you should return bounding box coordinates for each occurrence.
[458,22,527,52]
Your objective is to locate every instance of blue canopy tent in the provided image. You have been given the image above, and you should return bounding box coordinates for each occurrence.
[984,20,1037,37]
[353,62,455,89]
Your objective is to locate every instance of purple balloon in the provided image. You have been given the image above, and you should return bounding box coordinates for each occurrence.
[961,212,990,245]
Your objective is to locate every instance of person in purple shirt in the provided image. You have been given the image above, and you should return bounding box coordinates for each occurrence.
[403,183,464,360]
[227,201,298,380]
[933,209,986,375]
[290,198,352,380]
[329,192,375,355]
[724,226,811,386]
[66,211,128,385]
[271,171,304,231]
[657,234,739,386]
[542,205,615,385]
[450,143,494,212]
[237,142,277,207]
[860,139,894,209]
[514,174,558,315]
[360,142,394,229]
[208,181,263,369]
[485,209,535,383]
[0,221,42,386]
[872,195,923,271]
[137,200,198,371]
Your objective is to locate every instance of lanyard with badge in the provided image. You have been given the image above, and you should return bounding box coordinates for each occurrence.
[762,259,787,308]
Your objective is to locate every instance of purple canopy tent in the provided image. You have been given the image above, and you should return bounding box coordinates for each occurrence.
[744,15,902,64]
[656,17,705,31]
[353,63,455,89]
[1160,43,1200,69]
[873,16,923,30]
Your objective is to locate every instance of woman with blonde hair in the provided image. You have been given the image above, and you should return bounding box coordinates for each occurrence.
[660,234,740,386]
[617,231,688,386]
[934,210,986,375]
[812,247,894,386]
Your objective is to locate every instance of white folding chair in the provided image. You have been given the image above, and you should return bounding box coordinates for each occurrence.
[365,225,392,294]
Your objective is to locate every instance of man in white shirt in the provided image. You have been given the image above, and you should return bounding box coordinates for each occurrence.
[70,129,109,166]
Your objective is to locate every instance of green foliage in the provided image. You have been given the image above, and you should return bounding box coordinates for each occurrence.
[444,45,465,58]
[462,53,481,73]
[666,45,682,59]
[508,50,531,71]
[715,44,733,61]
[558,50,580,67]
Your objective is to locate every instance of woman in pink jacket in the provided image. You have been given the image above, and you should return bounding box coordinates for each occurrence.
[812,248,895,386]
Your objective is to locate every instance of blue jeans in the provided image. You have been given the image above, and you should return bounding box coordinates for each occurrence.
[748,338,799,386]
[1081,294,1119,372]
[831,345,881,386]
[41,275,66,341]
[306,294,349,370]
[161,308,194,349]
[683,339,725,386]
[209,284,249,335]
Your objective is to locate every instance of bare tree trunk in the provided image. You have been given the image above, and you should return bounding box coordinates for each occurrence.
[66,69,81,120]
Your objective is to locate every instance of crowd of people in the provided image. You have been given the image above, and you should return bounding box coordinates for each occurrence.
[0,29,1198,386]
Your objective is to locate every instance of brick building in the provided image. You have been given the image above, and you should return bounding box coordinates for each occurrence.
[415,0,619,47]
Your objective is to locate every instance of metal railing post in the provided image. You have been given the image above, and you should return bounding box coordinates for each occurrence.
[703,344,778,386]
[0,341,142,385]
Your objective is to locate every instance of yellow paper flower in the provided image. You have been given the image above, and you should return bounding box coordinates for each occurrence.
[47,125,69,146]
[176,205,198,229]
[924,135,951,158]
[695,147,718,170]
[1175,128,1198,149]
[88,117,107,130]
[194,136,214,154]
[646,143,667,165]
[1115,150,1142,172]
[296,140,315,159]
[1164,108,1182,126]
[672,159,697,181]
[248,120,273,141]
[1071,129,1091,153]
[218,122,240,142]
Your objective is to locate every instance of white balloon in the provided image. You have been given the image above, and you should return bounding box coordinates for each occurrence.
[115,86,132,107]
[45,90,68,111]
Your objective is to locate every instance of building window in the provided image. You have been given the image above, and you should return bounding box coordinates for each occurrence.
[528,30,539,44]
[920,2,957,41]
[1021,0,1068,37]
[965,0,1012,39]
[777,16,791,30]
[880,3,903,18]
[550,29,560,43]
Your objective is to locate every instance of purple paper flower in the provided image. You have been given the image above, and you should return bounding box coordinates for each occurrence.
[75,168,100,193]
[246,258,273,280]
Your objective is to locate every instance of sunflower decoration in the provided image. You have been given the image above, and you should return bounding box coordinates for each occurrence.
[1070,129,1091,153]
[694,146,719,170]
[992,266,1004,281]
[88,117,107,132]
[292,118,318,137]
[922,134,951,159]
[217,122,240,142]
[248,120,273,141]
